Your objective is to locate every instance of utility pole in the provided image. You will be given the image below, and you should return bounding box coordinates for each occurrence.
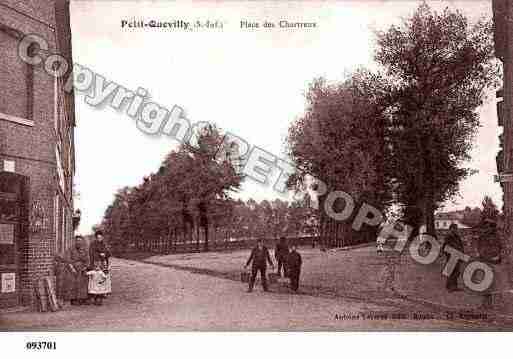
[493,0,513,292]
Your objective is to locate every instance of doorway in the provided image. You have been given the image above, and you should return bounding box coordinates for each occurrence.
[0,172,28,308]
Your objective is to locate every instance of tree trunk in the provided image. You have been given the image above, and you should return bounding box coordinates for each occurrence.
[424,197,436,237]
[187,222,193,245]
[404,203,422,241]
[332,222,336,247]
[172,228,176,253]
[166,227,171,254]
[319,215,326,250]
[423,135,436,238]
[196,223,200,252]
[423,152,436,237]
[203,222,209,252]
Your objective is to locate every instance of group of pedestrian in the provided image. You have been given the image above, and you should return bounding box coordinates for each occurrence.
[56,230,112,306]
[244,237,302,293]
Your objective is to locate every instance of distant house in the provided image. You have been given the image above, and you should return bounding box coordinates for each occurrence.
[434,212,470,230]
[420,211,471,233]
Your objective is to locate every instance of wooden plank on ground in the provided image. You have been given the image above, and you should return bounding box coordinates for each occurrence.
[43,276,59,312]
[35,280,48,312]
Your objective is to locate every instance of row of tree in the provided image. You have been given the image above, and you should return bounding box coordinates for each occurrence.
[101,124,243,254]
[101,4,501,253]
[286,3,500,245]
[228,197,318,241]
[100,123,319,254]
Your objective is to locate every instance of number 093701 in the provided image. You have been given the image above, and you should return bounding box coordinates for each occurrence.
[25,342,57,350]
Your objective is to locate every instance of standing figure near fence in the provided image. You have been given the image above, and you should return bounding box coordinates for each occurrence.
[244,239,274,292]
[68,235,90,304]
[55,235,90,305]
[287,244,302,292]
[442,224,464,292]
[477,218,502,308]
[275,237,289,277]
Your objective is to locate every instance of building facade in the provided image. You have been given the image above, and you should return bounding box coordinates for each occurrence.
[0,0,75,309]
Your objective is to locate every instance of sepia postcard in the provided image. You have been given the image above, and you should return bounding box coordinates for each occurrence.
[1,0,513,355]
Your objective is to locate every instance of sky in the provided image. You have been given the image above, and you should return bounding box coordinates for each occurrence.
[69,1,501,234]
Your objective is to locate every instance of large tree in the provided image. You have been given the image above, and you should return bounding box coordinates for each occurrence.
[375,3,499,236]
[287,70,393,247]
[156,124,243,252]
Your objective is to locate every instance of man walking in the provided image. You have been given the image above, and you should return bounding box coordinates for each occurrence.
[275,237,289,277]
[442,224,464,292]
[245,239,274,292]
[287,244,302,292]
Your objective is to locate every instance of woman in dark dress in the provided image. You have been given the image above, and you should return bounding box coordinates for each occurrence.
[55,235,90,305]
[69,236,90,304]
[89,230,111,266]
[89,230,112,296]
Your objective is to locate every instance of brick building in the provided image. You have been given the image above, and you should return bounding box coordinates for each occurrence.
[0,0,75,309]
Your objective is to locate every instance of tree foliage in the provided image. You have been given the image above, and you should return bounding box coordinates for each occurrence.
[286,3,499,244]
[100,125,317,254]
[102,124,243,253]
[375,3,499,235]
[287,71,393,247]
